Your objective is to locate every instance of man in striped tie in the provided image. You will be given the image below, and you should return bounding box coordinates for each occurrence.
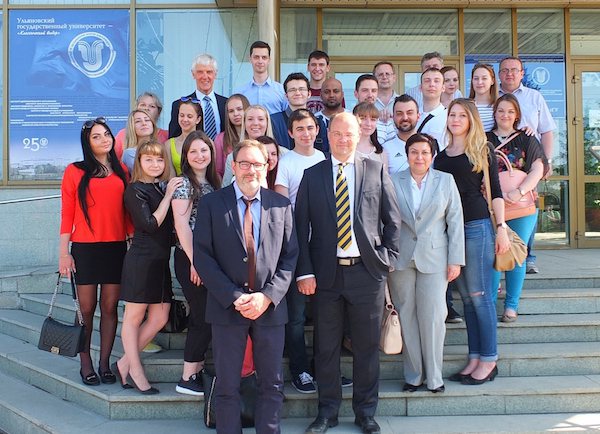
[295,112,402,434]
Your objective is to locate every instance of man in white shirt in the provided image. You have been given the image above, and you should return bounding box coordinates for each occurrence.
[416,68,447,149]
[383,94,420,175]
[373,62,400,144]
[406,52,445,110]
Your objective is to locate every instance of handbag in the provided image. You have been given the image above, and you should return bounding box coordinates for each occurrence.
[494,133,536,221]
[379,283,403,355]
[161,298,188,333]
[38,272,86,357]
[202,369,257,429]
[482,157,528,272]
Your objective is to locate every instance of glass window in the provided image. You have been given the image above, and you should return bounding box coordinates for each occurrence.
[537,180,569,245]
[136,9,257,132]
[570,10,600,56]
[280,8,317,81]
[322,9,458,57]
[464,9,511,55]
[11,0,127,4]
[517,9,564,54]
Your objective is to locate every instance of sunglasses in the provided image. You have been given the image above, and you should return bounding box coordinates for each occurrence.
[180,96,202,104]
[82,117,107,130]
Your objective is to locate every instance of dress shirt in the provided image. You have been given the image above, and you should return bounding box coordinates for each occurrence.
[410,171,429,217]
[382,135,408,175]
[235,76,288,114]
[331,155,361,258]
[375,92,400,143]
[196,90,221,135]
[499,83,556,140]
[233,182,261,250]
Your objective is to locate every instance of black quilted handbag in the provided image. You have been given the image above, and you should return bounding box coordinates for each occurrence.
[38,272,85,357]
[161,299,189,333]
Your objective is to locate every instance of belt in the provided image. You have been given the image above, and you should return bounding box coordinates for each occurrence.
[337,257,362,266]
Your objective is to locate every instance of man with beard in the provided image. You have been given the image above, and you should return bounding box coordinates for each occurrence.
[382,94,420,175]
[314,78,349,128]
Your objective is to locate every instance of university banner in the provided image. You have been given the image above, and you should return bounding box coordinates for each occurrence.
[9,10,130,181]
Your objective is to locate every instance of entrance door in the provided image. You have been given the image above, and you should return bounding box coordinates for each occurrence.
[573,64,600,247]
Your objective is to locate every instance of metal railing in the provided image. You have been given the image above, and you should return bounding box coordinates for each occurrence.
[0,194,61,205]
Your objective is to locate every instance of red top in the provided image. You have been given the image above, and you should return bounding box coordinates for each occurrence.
[60,164,133,242]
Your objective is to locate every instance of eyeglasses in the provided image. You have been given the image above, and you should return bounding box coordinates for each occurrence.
[330,131,356,141]
[376,72,394,78]
[499,68,522,75]
[82,117,107,130]
[286,87,309,94]
[235,161,267,170]
[180,96,202,104]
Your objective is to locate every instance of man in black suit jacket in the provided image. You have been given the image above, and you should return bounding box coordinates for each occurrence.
[194,139,298,434]
[295,112,401,434]
[168,53,227,138]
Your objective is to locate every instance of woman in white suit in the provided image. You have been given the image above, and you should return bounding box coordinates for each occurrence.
[388,133,465,393]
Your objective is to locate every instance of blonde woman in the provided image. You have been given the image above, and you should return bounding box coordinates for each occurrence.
[213,94,250,177]
[121,110,158,172]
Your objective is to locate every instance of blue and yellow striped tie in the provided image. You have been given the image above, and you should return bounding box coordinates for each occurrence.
[336,163,352,251]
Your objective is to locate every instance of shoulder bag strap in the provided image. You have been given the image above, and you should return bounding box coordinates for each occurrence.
[494,131,520,152]
[47,272,62,318]
[416,113,434,133]
[70,271,84,326]
[482,154,498,229]
[384,283,394,307]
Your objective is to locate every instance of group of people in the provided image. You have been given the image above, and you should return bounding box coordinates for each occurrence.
[58,42,554,434]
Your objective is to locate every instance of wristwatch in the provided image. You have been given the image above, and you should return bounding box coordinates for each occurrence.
[497,222,508,229]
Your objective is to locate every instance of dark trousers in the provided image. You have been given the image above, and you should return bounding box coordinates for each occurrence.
[285,280,311,377]
[314,262,384,419]
[174,247,211,362]
[212,323,285,434]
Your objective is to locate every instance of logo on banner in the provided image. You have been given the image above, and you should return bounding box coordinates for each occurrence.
[530,67,550,87]
[68,32,116,78]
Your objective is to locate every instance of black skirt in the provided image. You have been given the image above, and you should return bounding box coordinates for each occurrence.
[71,241,127,285]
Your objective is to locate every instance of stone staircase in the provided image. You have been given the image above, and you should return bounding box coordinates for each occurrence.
[0,271,600,433]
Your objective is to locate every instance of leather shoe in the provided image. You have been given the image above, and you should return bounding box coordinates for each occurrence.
[354,416,381,434]
[402,382,421,392]
[429,385,445,393]
[448,372,469,382]
[305,416,338,433]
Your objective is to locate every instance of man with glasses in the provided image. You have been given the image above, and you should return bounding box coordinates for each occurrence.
[296,112,401,434]
[271,73,329,152]
[373,62,400,143]
[168,53,227,138]
[498,56,556,274]
[194,139,298,434]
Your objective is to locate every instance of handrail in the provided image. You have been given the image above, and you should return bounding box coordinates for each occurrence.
[0,194,61,205]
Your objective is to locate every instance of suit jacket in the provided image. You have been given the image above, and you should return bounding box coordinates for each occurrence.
[391,168,465,273]
[295,157,401,289]
[271,110,330,153]
[193,185,298,326]
[168,91,227,138]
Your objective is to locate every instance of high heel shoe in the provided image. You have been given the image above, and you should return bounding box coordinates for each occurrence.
[111,362,133,389]
[461,366,498,385]
[127,373,159,395]
[80,369,100,386]
[448,372,469,382]
[98,366,116,384]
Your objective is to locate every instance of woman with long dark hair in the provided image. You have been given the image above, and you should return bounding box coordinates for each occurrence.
[58,117,130,386]
[213,94,250,177]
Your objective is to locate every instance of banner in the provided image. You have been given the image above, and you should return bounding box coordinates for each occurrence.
[9,10,130,181]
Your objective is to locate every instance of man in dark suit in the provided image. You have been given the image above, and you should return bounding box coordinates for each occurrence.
[295,112,401,434]
[168,53,227,138]
[194,139,298,434]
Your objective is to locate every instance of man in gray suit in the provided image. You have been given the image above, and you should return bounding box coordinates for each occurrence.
[295,112,401,434]
[194,139,298,434]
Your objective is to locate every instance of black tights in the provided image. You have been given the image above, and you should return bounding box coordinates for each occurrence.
[77,283,120,375]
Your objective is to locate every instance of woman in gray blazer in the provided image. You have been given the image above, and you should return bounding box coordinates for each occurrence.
[388,133,465,393]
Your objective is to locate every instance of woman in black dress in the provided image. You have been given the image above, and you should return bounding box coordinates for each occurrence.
[112,140,182,394]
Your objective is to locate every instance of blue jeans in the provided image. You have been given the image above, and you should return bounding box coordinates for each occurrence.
[526,210,539,264]
[454,218,498,362]
[492,212,538,311]
[285,280,310,377]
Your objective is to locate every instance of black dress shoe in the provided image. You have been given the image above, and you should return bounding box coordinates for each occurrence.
[448,372,469,382]
[429,385,445,393]
[98,366,116,384]
[461,365,498,385]
[354,416,381,434]
[402,382,422,392]
[79,370,100,386]
[305,416,338,434]
[111,362,133,389]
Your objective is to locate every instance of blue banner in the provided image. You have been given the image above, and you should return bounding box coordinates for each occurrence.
[9,10,130,181]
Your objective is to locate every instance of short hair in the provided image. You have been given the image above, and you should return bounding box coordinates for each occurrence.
[308,50,329,64]
[499,56,524,70]
[373,61,395,74]
[136,92,163,116]
[233,139,268,162]
[250,40,271,56]
[393,94,419,111]
[355,74,378,92]
[283,72,310,92]
[287,108,318,133]
[421,52,444,67]
[420,67,443,83]
[440,65,458,76]
[131,140,170,183]
[191,53,218,73]
[405,133,437,157]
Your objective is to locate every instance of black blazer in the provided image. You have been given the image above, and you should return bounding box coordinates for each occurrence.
[168,91,227,138]
[193,185,298,326]
[295,157,402,289]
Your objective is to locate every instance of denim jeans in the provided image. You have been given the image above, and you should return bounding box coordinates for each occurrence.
[491,212,538,311]
[454,218,498,362]
[526,210,539,264]
[285,280,310,377]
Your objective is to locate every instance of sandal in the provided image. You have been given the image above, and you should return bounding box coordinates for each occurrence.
[98,366,116,384]
[80,370,100,386]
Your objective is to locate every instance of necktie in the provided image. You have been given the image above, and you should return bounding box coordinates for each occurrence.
[203,96,217,140]
[243,199,256,291]
[336,163,352,251]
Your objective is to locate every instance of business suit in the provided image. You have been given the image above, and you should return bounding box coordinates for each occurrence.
[388,168,465,390]
[168,91,227,138]
[295,156,401,420]
[194,184,298,434]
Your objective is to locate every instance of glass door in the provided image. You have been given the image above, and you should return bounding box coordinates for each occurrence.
[573,64,600,247]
